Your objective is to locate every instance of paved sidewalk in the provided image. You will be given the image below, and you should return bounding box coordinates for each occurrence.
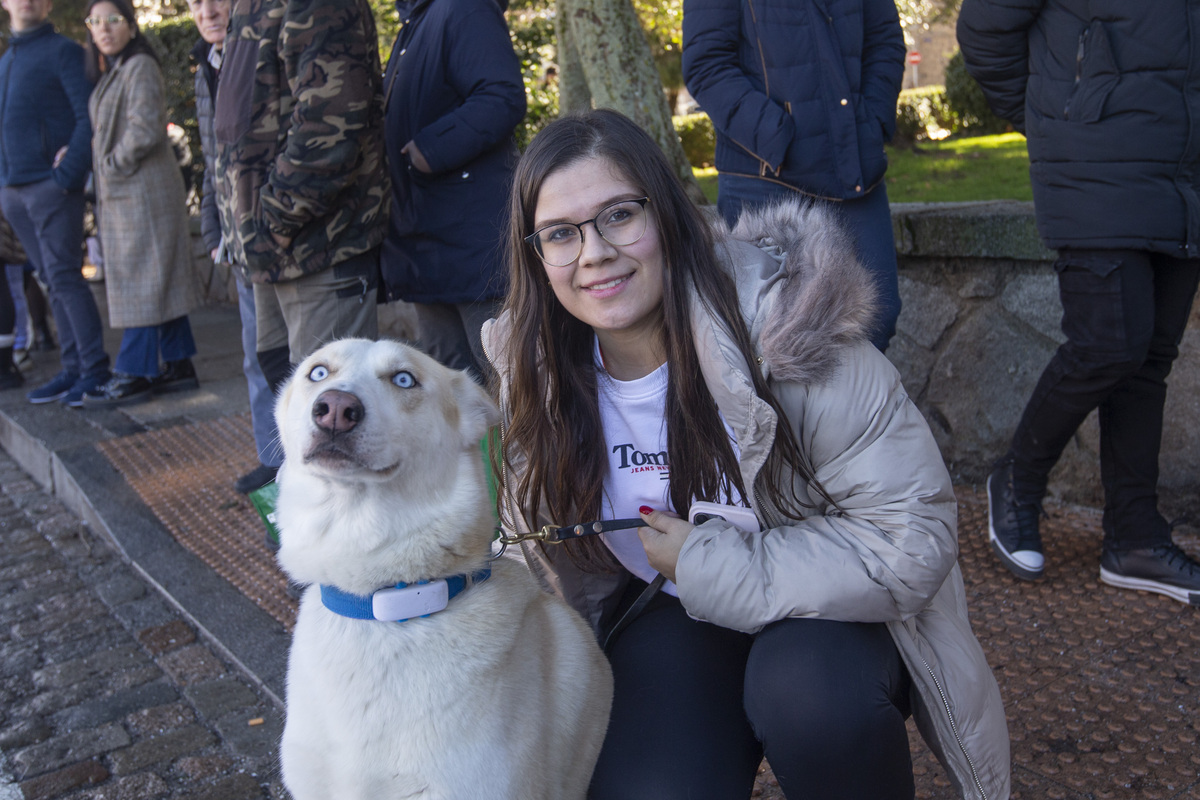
[1,299,1199,799]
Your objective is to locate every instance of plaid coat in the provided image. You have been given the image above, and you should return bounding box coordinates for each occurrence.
[89,52,197,328]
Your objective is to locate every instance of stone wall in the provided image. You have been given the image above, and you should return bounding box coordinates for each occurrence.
[889,201,1200,521]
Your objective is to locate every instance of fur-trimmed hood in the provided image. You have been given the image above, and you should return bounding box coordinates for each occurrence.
[712,197,879,387]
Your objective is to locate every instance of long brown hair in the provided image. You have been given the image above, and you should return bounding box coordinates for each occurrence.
[499,109,818,570]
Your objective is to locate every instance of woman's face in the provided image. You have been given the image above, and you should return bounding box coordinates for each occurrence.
[87,2,133,57]
[188,0,229,47]
[533,156,665,345]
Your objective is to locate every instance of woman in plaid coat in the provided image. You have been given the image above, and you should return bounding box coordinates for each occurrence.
[80,0,200,408]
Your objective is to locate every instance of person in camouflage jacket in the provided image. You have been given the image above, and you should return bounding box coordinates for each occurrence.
[214,0,389,283]
[213,0,389,388]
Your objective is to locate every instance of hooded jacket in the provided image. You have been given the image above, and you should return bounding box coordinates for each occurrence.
[682,0,905,201]
[0,22,93,192]
[958,0,1200,257]
[213,0,390,282]
[380,0,525,304]
[482,200,1011,800]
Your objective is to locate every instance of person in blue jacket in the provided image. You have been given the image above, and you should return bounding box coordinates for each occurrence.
[379,0,526,381]
[682,0,905,351]
[0,0,112,407]
[958,0,1200,605]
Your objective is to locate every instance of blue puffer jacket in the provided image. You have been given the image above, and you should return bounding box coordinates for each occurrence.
[958,0,1200,257]
[0,23,94,191]
[380,0,526,304]
[682,0,904,201]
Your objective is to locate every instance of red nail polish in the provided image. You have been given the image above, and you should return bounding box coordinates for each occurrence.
[639,506,653,515]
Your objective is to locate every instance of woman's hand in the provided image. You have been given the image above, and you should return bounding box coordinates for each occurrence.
[636,506,694,584]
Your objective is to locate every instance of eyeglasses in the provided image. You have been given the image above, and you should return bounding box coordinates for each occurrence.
[525,197,650,267]
[84,14,127,28]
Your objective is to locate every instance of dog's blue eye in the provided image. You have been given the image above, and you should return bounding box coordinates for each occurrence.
[392,371,416,388]
[309,365,329,381]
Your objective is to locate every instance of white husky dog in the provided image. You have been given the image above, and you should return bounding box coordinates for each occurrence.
[274,338,612,800]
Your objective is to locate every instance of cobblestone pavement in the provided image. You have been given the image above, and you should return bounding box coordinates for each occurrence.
[0,451,286,800]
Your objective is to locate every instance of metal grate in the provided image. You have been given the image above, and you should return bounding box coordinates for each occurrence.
[97,415,298,630]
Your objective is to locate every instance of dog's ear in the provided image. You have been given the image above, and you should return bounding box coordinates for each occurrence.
[452,373,501,446]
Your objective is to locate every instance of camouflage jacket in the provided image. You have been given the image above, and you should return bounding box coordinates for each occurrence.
[213,0,390,282]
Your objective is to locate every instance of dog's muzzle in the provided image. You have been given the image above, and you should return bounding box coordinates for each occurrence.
[312,390,363,436]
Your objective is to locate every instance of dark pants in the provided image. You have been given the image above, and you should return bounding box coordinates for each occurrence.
[0,179,109,379]
[590,583,914,800]
[717,175,901,352]
[412,299,500,384]
[1008,249,1200,549]
[113,316,197,378]
[0,264,13,348]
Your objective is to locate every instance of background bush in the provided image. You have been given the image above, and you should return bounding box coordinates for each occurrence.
[894,85,955,144]
[673,112,715,167]
[944,50,1009,135]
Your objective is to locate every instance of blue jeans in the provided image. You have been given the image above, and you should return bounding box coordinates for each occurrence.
[113,316,196,377]
[0,179,109,378]
[1008,249,1200,549]
[717,176,901,352]
[238,280,282,467]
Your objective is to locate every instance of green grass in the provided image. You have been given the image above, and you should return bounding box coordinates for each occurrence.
[691,132,1032,205]
[885,132,1032,203]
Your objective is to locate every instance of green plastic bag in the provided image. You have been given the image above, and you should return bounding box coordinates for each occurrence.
[249,480,281,549]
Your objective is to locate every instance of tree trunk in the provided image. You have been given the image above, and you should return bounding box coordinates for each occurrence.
[557,0,705,202]
[555,7,593,114]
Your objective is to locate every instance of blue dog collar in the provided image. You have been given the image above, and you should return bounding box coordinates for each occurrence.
[319,567,492,623]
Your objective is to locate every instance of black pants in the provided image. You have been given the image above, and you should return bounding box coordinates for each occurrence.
[590,582,914,800]
[1008,249,1200,548]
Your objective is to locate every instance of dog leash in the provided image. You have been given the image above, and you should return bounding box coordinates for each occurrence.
[493,516,649,552]
[494,517,666,653]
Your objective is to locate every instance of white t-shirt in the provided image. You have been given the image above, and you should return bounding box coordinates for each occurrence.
[594,338,741,597]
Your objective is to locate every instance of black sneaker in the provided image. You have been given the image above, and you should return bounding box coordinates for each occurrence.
[152,358,200,394]
[1100,544,1200,606]
[986,458,1045,580]
[235,463,279,494]
[80,373,153,408]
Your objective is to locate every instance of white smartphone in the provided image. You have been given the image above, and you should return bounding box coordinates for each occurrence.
[687,501,760,532]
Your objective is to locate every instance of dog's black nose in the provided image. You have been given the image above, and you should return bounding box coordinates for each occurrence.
[312,390,364,434]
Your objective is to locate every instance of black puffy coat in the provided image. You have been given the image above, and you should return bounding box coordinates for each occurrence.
[958,0,1200,257]
[380,0,526,304]
[682,0,904,201]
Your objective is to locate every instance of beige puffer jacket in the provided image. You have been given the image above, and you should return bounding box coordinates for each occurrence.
[482,199,1010,800]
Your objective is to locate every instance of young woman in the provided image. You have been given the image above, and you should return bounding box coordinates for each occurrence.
[80,0,200,408]
[482,110,1010,800]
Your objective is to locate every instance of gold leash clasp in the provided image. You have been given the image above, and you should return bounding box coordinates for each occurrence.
[491,525,565,559]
